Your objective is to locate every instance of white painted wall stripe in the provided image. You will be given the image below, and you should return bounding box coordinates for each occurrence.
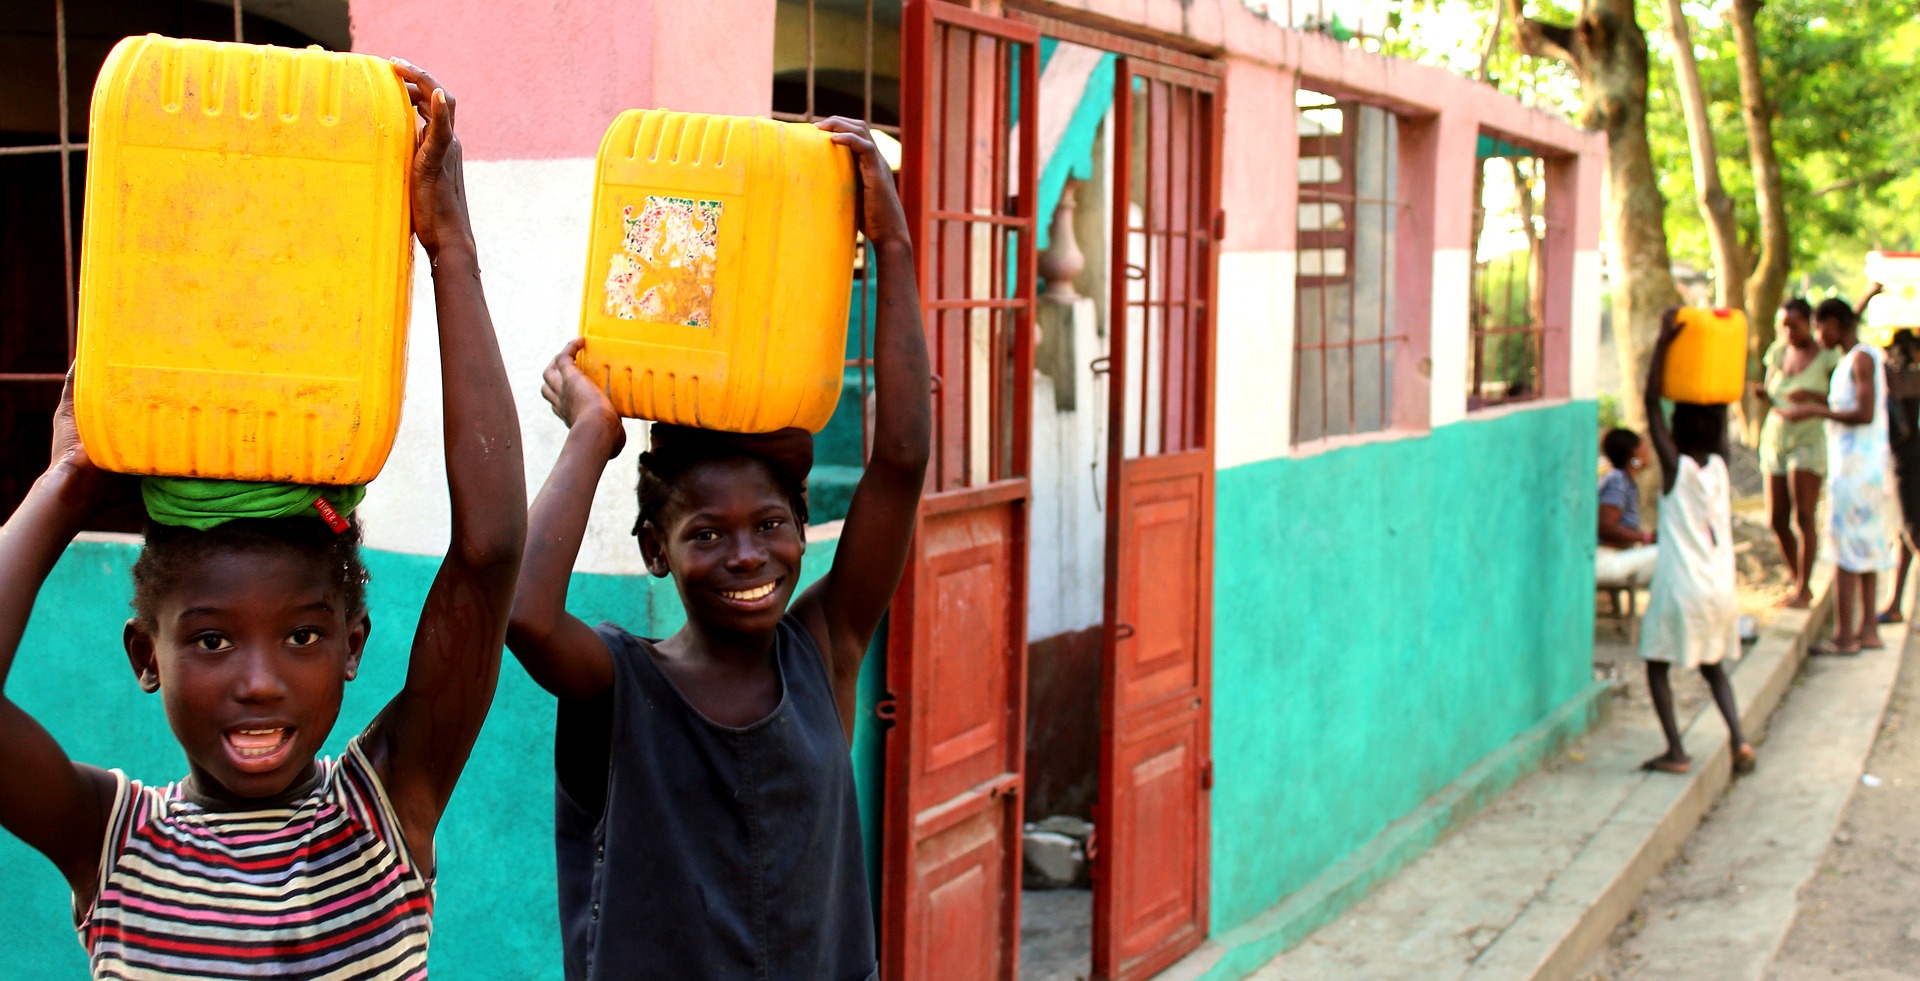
[357,157,655,577]
[1214,250,1297,471]
[1427,247,1472,429]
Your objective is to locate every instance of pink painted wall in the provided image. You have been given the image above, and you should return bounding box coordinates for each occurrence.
[1219,58,1294,253]
[350,0,777,160]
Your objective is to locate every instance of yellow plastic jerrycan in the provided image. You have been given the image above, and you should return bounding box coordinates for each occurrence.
[1662,307,1749,404]
[75,35,414,484]
[577,110,857,433]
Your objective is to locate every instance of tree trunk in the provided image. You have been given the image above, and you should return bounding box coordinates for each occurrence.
[1510,0,1683,430]
[1660,0,1747,310]
[1732,0,1791,443]
[1662,0,1754,439]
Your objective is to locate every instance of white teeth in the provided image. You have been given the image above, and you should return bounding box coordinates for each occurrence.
[722,581,777,601]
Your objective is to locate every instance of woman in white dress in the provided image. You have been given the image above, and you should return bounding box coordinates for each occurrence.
[1779,296,1896,654]
[1639,310,1756,775]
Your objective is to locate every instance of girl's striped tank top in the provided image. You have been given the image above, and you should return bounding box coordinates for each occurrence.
[78,738,434,980]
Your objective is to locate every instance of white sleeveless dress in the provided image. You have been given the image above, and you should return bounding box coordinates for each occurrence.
[1826,343,1897,573]
[1640,454,1740,669]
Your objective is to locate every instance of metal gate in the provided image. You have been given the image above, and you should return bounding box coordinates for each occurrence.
[883,2,1038,977]
[1094,55,1222,981]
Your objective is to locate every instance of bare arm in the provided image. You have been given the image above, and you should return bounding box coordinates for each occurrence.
[1645,309,1683,496]
[505,338,623,701]
[1599,505,1650,548]
[364,61,526,872]
[791,118,932,736]
[1857,282,1885,318]
[0,376,128,898]
[1783,349,1875,426]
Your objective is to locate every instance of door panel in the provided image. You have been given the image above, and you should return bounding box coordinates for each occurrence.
[1095,56,1222,981]
[886,3,1038,978]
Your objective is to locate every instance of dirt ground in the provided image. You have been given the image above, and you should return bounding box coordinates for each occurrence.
[1765,632,1920,981]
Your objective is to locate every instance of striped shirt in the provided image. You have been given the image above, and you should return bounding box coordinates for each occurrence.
[78,738,434,980]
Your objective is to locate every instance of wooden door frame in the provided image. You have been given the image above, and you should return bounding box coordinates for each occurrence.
[883,2,1040,977]
[993,19,1222,976]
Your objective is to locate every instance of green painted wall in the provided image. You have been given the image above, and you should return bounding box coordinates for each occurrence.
[1208,402,1598,934]
[0,532,870,978]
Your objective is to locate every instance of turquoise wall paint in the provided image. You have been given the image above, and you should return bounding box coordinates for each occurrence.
[1208,402,1598,935]
[0,533,868,978]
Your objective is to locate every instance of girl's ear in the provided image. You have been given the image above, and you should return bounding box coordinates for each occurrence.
[123,619,160,693]
[343,612,371,682]
[639,521,671,578]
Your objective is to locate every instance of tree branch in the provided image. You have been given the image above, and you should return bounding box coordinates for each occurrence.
[1505,0,1579,66]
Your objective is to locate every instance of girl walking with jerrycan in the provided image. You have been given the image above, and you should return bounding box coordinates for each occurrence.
[1639,309,1757,776]
[0,63,525,978]
[508,117,930,981]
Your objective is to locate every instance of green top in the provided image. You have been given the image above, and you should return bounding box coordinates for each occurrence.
[1760,338,1842,465]
[141,477,366,531]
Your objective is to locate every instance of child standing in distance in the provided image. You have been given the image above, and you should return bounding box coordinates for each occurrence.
[0,63,524,978]
[1639,310,1756,776]
[507,117,929,981]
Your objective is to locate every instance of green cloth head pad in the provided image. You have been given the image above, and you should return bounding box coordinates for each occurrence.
[141,477,366,531]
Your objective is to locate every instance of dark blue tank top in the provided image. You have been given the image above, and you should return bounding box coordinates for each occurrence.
[554,615,877,981]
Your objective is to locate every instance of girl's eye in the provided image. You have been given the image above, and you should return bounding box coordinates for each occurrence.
[760,519,786,532]
[191,634,232,654]
[693,529,722,542]
[288,628,322,648]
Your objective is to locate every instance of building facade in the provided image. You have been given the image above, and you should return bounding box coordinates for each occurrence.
[0,1,1602,977]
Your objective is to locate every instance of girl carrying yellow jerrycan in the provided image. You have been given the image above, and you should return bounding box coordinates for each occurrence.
[0,40,525,979]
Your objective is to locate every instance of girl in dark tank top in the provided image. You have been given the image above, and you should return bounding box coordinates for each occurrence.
[507,117,931,981]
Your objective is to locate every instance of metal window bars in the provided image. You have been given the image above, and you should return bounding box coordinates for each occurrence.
[1292,90,1409,444]
[1468,152,1554,408]
[770,0,901,459]
[904,7,1034,490]
[1115,64,1218,460]
[0,0,253,386]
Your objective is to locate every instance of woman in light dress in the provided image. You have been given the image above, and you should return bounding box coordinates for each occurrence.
[1778,296,1897,654]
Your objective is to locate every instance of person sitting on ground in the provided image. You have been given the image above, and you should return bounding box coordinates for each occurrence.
[1638,309,1756,776]
[1752,297,1841,608]
[1597,428,1658,587]
[1779,296,1896,654]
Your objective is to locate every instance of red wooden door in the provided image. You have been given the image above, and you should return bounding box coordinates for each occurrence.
[883,3,1038,979]
[1093,56,1223,981]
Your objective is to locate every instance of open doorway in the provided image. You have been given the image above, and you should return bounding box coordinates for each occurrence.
[1017,27,1221,981]
[1019,37,1116,981]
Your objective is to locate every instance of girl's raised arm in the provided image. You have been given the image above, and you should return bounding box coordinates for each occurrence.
[504,338,625,701]
[0,376,126,897]
[364,60,526,872]
[792,117,933,735]
[1644,309,1683,495]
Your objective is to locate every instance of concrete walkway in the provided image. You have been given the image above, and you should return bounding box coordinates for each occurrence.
[1578,609,1910,980]
[1249,575,1846,981]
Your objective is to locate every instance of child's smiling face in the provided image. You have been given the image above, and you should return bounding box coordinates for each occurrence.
[124,548,367,800]
[643,457,806,635]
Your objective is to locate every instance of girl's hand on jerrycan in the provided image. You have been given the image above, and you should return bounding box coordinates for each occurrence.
[390,58,473,260]
[542,337,627,460]
[49,368,136,517]
[814,117,910,250]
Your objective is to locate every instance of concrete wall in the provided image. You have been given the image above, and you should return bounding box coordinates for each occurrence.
[1207,403,1598,931]
[1064,0,1610,944]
